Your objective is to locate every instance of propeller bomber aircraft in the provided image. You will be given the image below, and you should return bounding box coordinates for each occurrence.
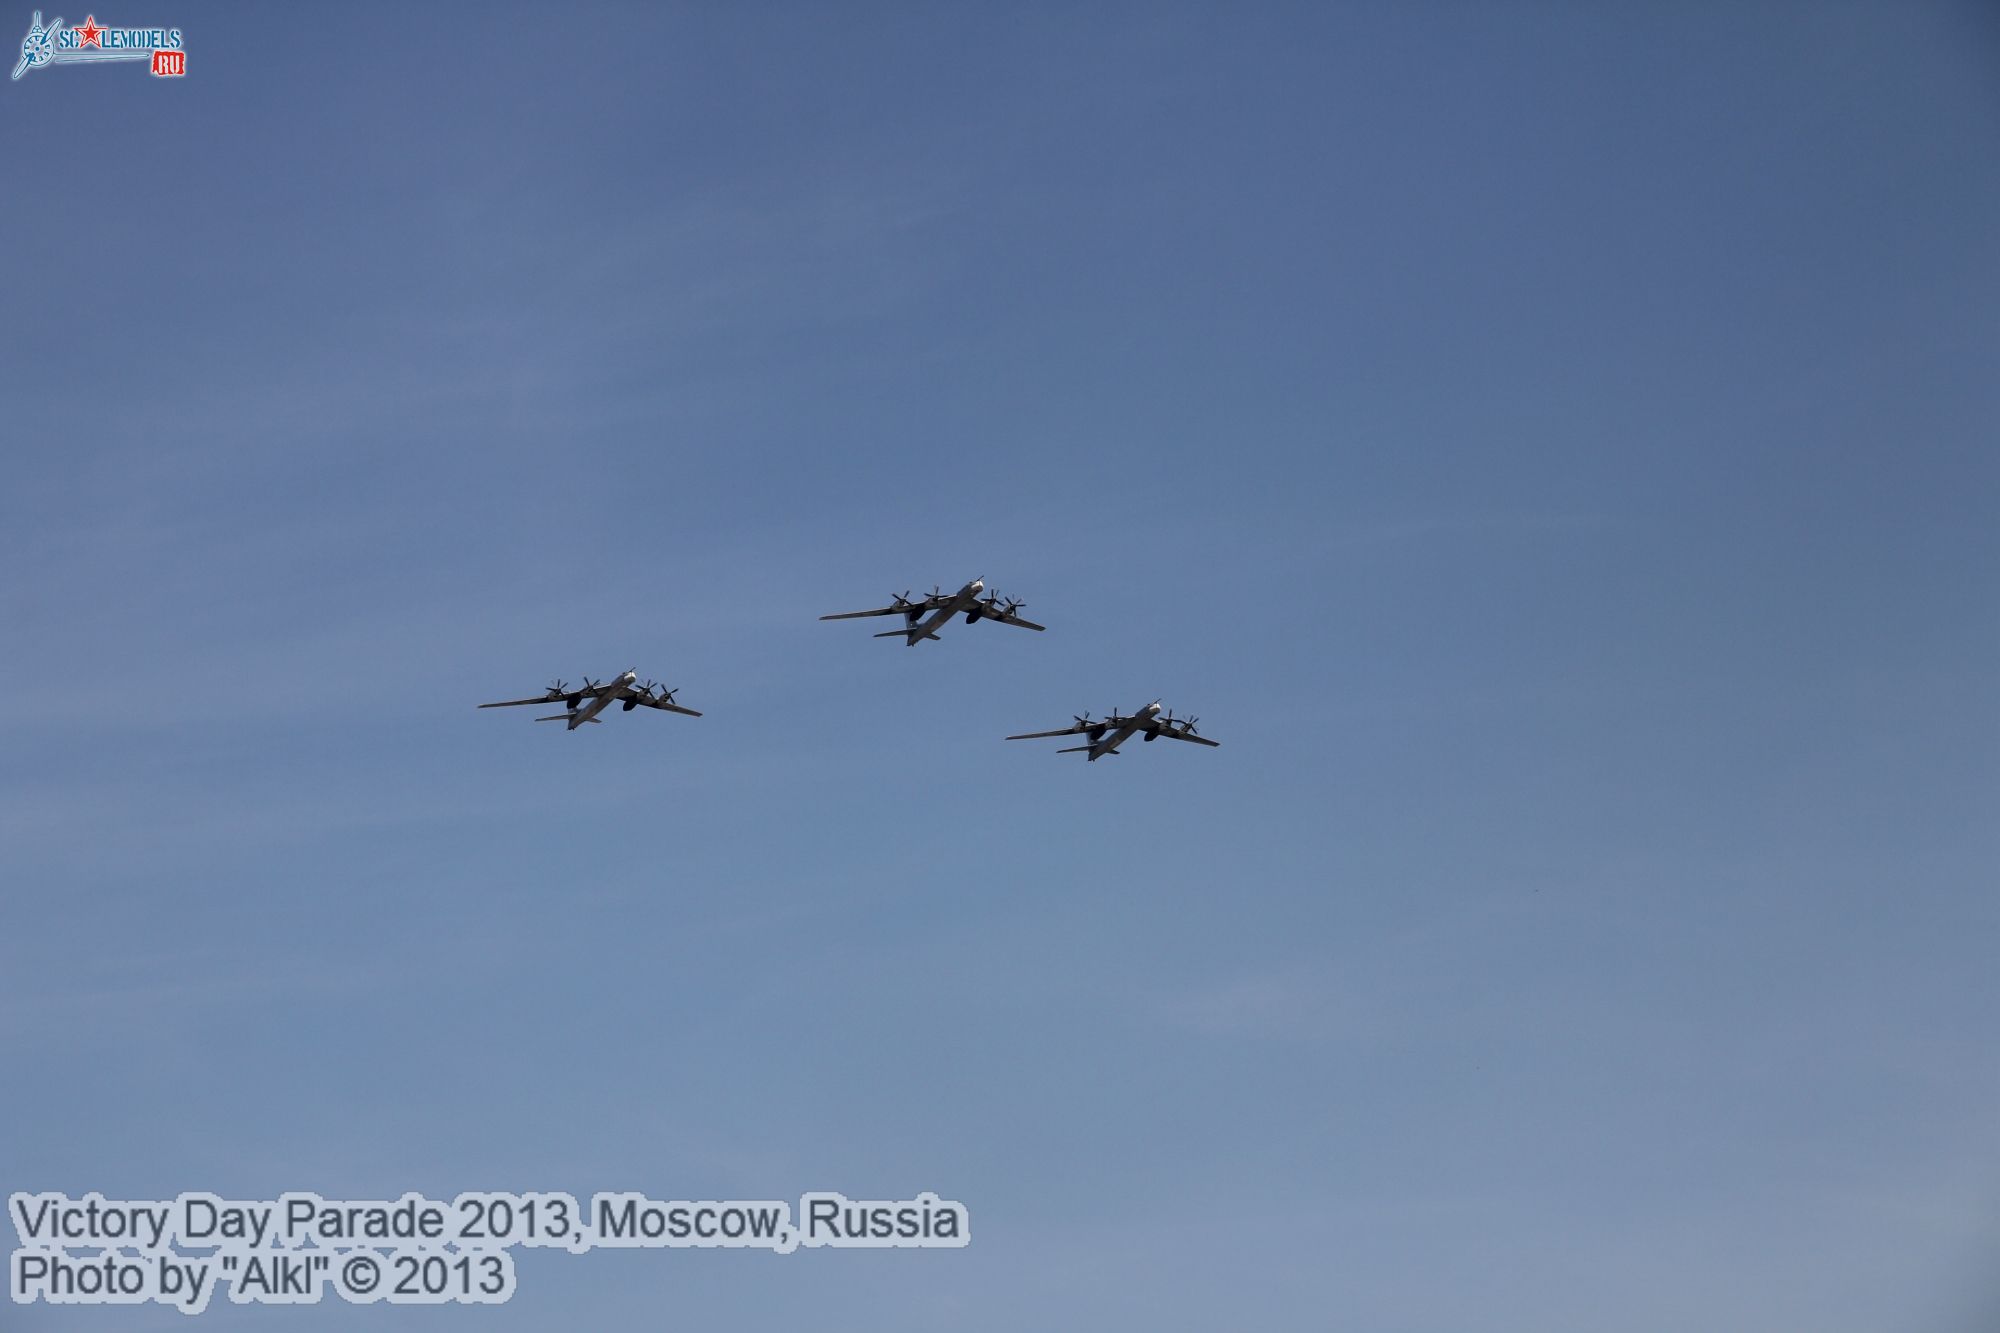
[820,577,1043,647]
[1007,700,1219,762]
[477,670,701,732]
[476,579,1216,764]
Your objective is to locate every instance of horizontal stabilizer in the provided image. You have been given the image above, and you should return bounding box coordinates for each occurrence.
[535,713,601,724]
[1056,744,1097,755]
[873,629,939,642]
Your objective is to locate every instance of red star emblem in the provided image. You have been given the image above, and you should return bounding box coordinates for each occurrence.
[76,16,104,47]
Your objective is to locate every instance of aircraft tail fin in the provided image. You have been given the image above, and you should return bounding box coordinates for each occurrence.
[872,629,938,644]
[535,713,601,726]
[1057,744,1095,755]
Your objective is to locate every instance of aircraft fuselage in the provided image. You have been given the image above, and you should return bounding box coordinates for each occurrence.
[1085,700,1163,760]
[900,580,984,646]
[566,670,638,729]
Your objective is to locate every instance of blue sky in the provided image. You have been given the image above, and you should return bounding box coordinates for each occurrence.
[3,2,1997,1328]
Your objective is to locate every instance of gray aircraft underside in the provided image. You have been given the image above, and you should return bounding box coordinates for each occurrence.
[1006,701,1219,761]
[820,578,1045,646]
[477,670,702,732]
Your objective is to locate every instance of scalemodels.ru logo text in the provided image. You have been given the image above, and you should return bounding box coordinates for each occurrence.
[13,11,184,80]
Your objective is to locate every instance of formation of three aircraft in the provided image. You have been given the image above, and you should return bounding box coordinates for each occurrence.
[477,577,1219,762]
